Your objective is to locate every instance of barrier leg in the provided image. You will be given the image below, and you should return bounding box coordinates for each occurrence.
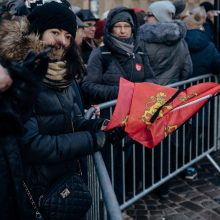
[93,152,123,220]
[207,154,220,173]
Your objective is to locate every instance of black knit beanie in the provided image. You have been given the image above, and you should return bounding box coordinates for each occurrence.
[28,2,77,38]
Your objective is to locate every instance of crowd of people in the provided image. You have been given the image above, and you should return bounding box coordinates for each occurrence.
[0,0,220,219]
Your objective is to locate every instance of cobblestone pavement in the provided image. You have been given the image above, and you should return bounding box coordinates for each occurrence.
[126,151,220,220]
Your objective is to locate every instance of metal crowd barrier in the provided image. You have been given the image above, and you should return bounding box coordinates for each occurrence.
[86,74,220,220]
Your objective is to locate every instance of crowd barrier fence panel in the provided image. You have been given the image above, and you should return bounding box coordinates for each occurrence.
[85,74,220,220]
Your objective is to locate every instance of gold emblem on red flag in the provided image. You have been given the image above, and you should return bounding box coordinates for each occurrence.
[141,92,173,126]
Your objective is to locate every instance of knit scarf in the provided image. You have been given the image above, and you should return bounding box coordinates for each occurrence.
[110,35,134,55]
[43,61,72,89]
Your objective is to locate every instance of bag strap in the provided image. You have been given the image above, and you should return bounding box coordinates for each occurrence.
[100,46,111,74]
[23,181,44,220]
[100,46,128,78]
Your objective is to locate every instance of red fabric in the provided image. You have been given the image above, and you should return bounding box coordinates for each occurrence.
[95,19,105,39]
[132,8,145,12]
[106,78,220,148]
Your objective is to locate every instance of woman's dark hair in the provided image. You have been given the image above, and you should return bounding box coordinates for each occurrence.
[65,40,86,82]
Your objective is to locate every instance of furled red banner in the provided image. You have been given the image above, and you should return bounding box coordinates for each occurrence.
[105,78,220,148]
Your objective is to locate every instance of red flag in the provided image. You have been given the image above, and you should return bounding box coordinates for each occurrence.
[106,78,220,148]
[105,78,134,129]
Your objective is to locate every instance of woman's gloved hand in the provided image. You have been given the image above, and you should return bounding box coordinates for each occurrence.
[91,127,127,152]
[105,127,127,143]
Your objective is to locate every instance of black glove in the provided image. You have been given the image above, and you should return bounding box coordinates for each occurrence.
[6,49,49,113]
[105,127,127,144]
[91,127,127,152]
[8,48,49,83]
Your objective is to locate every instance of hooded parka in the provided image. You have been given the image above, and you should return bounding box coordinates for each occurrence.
[81,7,154,105]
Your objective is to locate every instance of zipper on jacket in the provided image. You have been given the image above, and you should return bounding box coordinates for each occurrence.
[126,52,136,81]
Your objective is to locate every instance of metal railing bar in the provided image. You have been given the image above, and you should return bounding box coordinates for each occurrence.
[93,152,123,220]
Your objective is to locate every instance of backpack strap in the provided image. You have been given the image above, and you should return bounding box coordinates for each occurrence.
[100,46,111,74]
[136,42,155,80]
[101,43,155,81]
[100,46,130,78]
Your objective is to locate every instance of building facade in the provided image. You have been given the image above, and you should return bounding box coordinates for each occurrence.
[70,0,214,18]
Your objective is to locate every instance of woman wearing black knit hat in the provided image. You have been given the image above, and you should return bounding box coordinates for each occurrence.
[0,2,126,219]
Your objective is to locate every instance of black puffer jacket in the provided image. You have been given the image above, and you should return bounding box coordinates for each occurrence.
[0,91,30,220]
[81,7,154,105]
[22,84,104,207]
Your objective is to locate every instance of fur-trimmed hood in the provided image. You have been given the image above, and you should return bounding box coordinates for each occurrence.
[138,20,187,46]
[0,16,64,62]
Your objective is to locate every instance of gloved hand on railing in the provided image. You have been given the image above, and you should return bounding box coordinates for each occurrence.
[105,127,127,143]
[91,127,127,152]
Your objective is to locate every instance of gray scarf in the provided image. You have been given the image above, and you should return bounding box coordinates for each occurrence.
[110,36,134,55]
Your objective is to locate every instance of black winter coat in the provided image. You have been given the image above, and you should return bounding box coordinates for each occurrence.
[22,84,104,216]
[0,92,36,220]
[0,136,25,220]
[81,7,154,105]
[185,29,220,76]
[0,65,44,220]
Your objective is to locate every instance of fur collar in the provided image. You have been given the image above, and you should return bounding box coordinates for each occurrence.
[0,17,64,62]
[138,20,186,45]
